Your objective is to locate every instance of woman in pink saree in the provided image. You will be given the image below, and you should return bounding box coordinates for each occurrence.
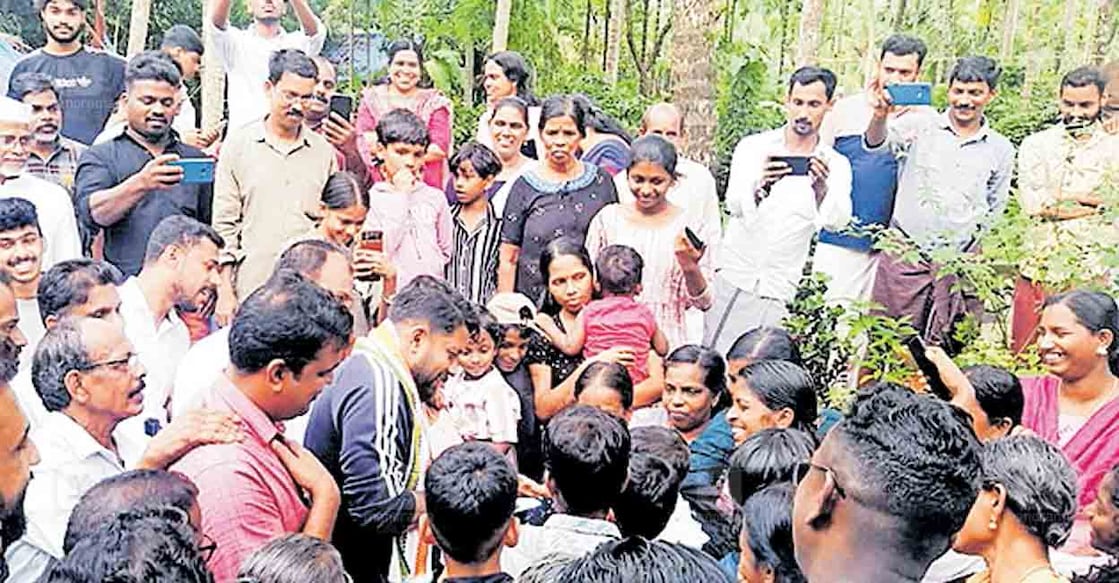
[1022,290,1119,552]
[355,39,453,189]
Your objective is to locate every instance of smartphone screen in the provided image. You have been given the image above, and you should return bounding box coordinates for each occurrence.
[329,95,354,120]
[357,230,383,282]
[772,156,810,176]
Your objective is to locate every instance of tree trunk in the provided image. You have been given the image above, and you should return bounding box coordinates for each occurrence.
[1090,0,1115,63]
[777,0,792,74]
[998,0,1019,64]
[893,0,908,29]
[126,0,152,56]
[861,0,876,85]
[669,0,718,166]
[492,0,513,52]
[201,0,225,129]
[462,42,475,106]
[582,0,593,67]
[795,0,825,66]
[605,0,625,82]
[1054,0,1079,74]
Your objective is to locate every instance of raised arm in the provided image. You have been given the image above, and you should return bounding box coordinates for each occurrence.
[209,0,233,30]
[289,0,321,38]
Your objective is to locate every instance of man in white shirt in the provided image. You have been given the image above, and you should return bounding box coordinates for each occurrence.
[0,199,48,383]
[704,66,852,354]
[209,0,326,130]
[4,317,241,582]
[0,361,39,582]
[0,97,82,267]
[116,215,222,445]
[614,102,721,344]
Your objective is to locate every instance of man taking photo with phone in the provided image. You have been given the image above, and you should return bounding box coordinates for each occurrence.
[76,51,213,277]
[305,56,368,182]
[705,66,852,354]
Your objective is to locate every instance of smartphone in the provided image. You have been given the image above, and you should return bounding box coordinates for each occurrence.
[886,82,932,106]
[329,94,353,120]
[357,230,383,282]
[684,226,706,251]
[771,156,810,176]
[167,158,215,184]
[904,335,952,401]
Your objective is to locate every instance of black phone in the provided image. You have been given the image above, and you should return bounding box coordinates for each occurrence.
[329,94,353,120]
[771,155,811,176]
[684,226,705,251]
[904,335,952,401]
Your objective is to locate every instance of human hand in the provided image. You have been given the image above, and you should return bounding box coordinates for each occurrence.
[270,437,340,501]
[760,157,791,190]
[141,409,243,469]
[323,113,356,150]
[674,231,703,268]
[134,153,184,191]
[214,284,238,327]
[867,77,895,119]
[809,156,829,199]
[390,166,418,191]
[517,474,550,499]
[353,248,394,281]
[592,347,637,368]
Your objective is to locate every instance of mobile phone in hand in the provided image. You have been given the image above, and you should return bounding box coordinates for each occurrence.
[167,158,215,184]
[771,156,811,176]
[684,227,705,251]
[357,230,383,282]
[905,335,952,401]
[329,94,354,120]
[885,83,932,106]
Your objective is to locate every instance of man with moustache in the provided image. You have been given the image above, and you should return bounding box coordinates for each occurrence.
[1010,67,1119,352]
[212,49,337,325]
[704,67,852,354]
[209,0,326,130]
[305,276,475,581]
[0,351,40,582]
[305,56,366,177]
[115,215,222,448]
[0,97,82,268]
[6,0,126,145]
[76,51,213,276]
[10,73,87,198]
[866,56,1014,346]
[5,316,242,581]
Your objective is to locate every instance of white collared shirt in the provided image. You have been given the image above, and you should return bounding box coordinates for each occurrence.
[614,156,723,240]
[15,298,44,378]
[171,327,229,421]
[210,21,327,130]
[116,277,190,442]
[720,127,853,301]
[0,174,82,268]
[5,412,142,582]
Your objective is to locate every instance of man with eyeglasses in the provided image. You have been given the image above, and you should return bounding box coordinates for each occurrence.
[0,96,81,268]
[5,316,242,581]
[791,383,981,582]
[212,49,337,327]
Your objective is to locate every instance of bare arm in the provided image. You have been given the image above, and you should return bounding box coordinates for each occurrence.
[90,154,183,226]
[651,326,669,357]
[497,243,519,293]
[864,78,893,149]
[632,351,664,408]
[536,313,584,357]
[289,0,320,36]
[209,0,233,29]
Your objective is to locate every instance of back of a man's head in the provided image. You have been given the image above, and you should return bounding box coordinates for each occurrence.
[544,404,630,517]
[143,214,223,266]
[388,275,474,335]
[64,469,199,553]
[548,537,727,582]
[237,534,348,583]
[425,442,517,565]
[796,384,981,580]
[613,449,680,539]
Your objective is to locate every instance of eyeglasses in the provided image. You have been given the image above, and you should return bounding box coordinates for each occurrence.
[198,533,218,562]
[77,352,140,372]
[236,572,353,583]
[0,134,33,149]
[794,462,848,500]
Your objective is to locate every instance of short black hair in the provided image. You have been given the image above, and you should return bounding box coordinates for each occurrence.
[160,24,203,55]
[37,259,123,323]
[788,66,838,100]
[630,426,690,479]
[34,0,89,13]
[9,72,57,102]
[425,442,517,564]
[449,141,502,180]
[665,344,728,400]
[143,214,223,264]
[0,198,40,235]
[544,404,630,516]
[735,360,818,432]
[727,427,815,505]
[551,537,727,581]
[726,326,803,368]
[614,448,681,538]
[950,55,1001,90]
[595,244,643,295]
[574,361,634,411]
[741,483,805,583]
[275,239,349,279]
[628,134,677,175]
[1061,66,1106,94]
[229,270,353,376]
[268,48,319,84]
[43,509,209,583]
[836,383,982,565]
[963,364,1023,428]
[64,469,198,553]
[388,275,474,335]
[880,34,928,67]
[375,108,430,147]
[125,50,182,89]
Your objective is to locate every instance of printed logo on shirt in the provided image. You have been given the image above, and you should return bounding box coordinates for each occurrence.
[52,76,94,89]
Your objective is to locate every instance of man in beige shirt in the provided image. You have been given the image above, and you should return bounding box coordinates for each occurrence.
[1012,66,1118,351]
[212,49,336,324]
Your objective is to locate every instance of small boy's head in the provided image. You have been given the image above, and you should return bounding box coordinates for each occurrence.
[423,442,518,566]
[375,108,430,180]
[449,142,502,205]
[460,308,501,380]
[595,244,643,296]
[544,404,631,517]
[486,293,539,373]
[614,427,688,538]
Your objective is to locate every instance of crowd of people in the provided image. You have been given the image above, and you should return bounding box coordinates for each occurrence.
[0,0,1118,580]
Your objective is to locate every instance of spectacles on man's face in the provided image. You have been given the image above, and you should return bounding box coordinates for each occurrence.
[795,461,848,500]
[77,352,140,373]
[198,533,218,562]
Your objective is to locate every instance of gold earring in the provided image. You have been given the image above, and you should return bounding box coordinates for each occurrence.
[988,517,998,530]
[1098,347,1108,356]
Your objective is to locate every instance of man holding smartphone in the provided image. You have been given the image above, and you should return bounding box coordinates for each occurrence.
[865,56,1014,346]
[705,66,852,354]
[76,51,213,276]
[304,56,367,182]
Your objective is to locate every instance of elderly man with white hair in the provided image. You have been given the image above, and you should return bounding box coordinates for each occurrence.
[0,96,81,267]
